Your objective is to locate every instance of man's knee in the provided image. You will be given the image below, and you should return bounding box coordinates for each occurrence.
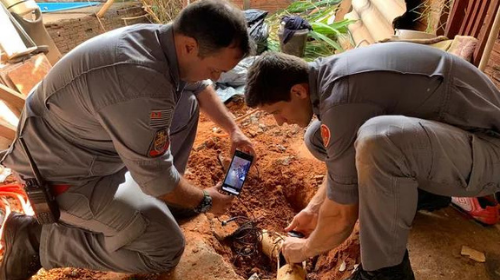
[355,116,423,176]
[304,120,327,161]
[142,222,186,273]
[356,116,397,161]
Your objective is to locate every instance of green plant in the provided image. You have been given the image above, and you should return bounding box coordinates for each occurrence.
[266,0,354,60]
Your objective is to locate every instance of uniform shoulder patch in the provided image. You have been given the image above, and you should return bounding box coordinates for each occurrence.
[320,124,331,147]
[149,109,172,128]
[148,128,170,157]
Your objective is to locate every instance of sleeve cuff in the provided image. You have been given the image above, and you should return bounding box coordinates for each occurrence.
[185,80,212,95]
[140,165,181,197]
[326,177,359,205]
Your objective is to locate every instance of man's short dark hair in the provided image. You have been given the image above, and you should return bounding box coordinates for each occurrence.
[173,0,252,58]
[245,52,310,107]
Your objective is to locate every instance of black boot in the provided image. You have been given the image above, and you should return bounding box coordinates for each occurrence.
[0,212,42,280]
[347,251,415,280]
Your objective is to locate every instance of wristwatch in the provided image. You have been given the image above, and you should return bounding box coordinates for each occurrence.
[194,190,212,214]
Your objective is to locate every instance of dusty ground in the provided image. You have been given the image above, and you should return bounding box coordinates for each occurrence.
[2,98,499,280]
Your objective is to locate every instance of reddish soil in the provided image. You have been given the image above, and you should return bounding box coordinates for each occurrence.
[0,98,360,280]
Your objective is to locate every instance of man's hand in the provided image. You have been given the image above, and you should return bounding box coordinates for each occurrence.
[230,129,255,157]
[205,184,234,215]
[282,236,309,264]
[285,208,319,237]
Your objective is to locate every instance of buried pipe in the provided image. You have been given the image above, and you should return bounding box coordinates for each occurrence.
[260,230,306,280]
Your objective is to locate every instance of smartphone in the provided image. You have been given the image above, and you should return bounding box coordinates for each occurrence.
[221,150,254,196]
[287,230,305,238]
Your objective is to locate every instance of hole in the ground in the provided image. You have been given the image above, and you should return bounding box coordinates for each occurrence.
[185,100,360,280]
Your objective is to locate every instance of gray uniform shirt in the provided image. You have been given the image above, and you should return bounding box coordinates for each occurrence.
[1,24,209,197]
[309,42,500,204]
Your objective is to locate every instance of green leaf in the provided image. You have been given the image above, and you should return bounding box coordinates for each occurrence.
[309,31,343,51]
[311,22,341,36]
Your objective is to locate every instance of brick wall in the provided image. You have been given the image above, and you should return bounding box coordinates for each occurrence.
[45,5,149,54]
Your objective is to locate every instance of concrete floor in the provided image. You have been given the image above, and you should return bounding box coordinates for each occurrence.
[409,207,500,280]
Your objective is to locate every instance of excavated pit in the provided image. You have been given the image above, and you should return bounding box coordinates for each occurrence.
[2,99,360,280]
[184,99,361,280]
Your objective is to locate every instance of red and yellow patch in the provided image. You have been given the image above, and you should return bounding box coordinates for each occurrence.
[320,124,331,147]
[148,128,170,157]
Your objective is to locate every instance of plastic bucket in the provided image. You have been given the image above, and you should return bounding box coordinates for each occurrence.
[278,23,309,57]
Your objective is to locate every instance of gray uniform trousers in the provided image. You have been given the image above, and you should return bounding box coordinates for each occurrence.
[305,116,500,271]
[39,91,199,273]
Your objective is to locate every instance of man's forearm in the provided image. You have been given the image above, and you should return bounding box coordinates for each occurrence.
[305,175,328,213]
[158,176,203,208]
[304,199,358,257]
[197,86,238,134]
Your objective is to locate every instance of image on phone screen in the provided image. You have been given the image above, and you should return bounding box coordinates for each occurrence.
[221,150,253,195]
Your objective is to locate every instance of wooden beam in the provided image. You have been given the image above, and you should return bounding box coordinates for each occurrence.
[96,0,115,18]
[445,0,468,38]
[470,0,492,38]
[0,118,16,140]
[0,84,25,109]
[479,5,500,70]
[474,0,500,66]
[458,0,475,36]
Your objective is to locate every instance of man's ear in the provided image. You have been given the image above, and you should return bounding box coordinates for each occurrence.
[182,36,199,57]
[290,83,309,99]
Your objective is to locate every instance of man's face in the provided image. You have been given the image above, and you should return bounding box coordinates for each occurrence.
[259,88,313,128]
[181,46,243,83]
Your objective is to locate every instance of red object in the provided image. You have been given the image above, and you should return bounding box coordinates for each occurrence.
[51,184,70,196]
[451,195,500,225]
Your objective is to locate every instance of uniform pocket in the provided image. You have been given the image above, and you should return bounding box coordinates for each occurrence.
[103,211,148,252]
[466,135,500,195]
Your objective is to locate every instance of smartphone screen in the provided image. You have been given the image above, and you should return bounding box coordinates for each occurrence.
[221,150,253,195]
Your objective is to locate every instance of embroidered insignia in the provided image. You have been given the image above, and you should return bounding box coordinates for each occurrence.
[149,110,172,128]
[320,124,331,147]
[148,128,170,157]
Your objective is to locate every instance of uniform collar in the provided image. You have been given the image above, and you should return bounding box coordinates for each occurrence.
[159,24,185,93]
[308,62,320,117]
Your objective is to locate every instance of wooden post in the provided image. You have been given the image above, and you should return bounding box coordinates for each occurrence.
[479,5,500,71]
[96,0,115,18]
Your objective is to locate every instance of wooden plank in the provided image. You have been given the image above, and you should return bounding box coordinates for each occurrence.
[0,83,25,109]
[445,0,468,38]
[464,0,483,36]
[0,118,16,140]
[458,0,475,35]
[470,0,492,38]
[473,0,500,66]
[479,5,500,70]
